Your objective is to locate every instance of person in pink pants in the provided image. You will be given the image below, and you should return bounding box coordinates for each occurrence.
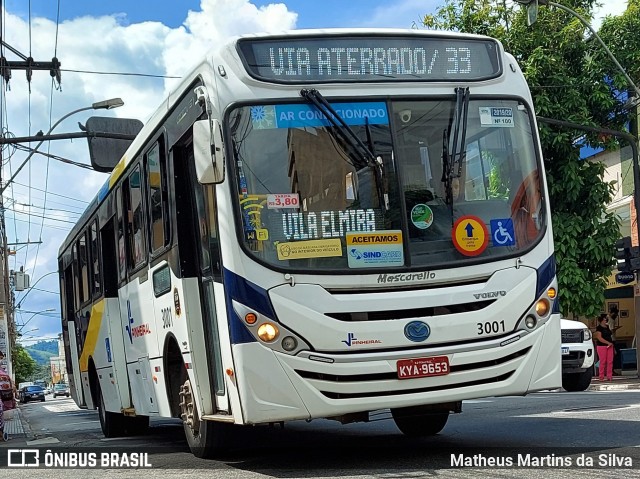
[594,314,615,381]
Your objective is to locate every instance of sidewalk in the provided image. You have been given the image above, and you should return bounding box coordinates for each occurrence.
[588,373,640,391]
[1,407,30,445]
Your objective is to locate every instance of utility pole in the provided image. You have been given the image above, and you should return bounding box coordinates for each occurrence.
[0,40,62,90]
[0,21,62,382]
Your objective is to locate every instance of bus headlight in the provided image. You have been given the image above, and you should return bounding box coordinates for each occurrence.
[525,315,537,329]
[535,299,549,317]
[257,323,279,342]
[281,336,298,351]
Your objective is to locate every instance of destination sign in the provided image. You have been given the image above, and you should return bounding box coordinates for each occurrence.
[237,35,501,83]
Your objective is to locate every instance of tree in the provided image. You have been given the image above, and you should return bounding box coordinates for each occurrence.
[422,0,630,317]
[13,344,38,385]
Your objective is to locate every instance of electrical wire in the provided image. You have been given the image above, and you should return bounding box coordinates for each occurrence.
[61,68,180,79]
[28,0,62,284]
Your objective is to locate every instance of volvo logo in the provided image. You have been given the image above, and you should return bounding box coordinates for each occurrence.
[404,321,430,342]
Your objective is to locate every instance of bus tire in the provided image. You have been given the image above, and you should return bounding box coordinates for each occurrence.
[125,415,150,435]
[391,406,450,436]
[97,384,125,438]
[179,377,228,458]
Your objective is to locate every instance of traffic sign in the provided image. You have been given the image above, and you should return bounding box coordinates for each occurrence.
[452,215,489,257]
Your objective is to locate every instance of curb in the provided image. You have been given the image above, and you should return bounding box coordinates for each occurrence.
[589,384,640,391]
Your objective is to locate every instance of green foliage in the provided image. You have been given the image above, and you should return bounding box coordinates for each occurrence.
[13,345,38,385]
[422,0,634,317]
[25,340,58,365]
[27,340,58,354]
[24,347,56,366]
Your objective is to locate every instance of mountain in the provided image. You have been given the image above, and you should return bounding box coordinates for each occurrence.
[25,340,58,366]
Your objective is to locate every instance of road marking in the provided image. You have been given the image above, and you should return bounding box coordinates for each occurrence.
[43,403,82,413]
[516,403,640,420]
[26,437,60,445]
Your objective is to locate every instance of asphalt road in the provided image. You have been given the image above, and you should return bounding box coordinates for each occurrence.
[3,389,640,477]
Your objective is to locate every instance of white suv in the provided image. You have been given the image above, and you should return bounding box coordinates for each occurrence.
[560,318,594,391]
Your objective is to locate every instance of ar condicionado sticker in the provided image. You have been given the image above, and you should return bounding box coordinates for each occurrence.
[452,215,489,257]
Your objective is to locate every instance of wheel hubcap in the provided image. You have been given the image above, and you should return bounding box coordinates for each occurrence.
[179,379,199,433]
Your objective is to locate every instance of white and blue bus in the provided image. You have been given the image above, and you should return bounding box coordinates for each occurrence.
[58,29,560,458]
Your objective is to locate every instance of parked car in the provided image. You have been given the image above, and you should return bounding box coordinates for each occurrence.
[18,385,45,403]
[561,318,595,391]
[53,383,70,398]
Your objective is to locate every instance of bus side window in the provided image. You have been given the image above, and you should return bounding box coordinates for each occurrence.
[145,139,170,254]
[90,219,102,297]
[125,164,147,269]
[72,242,81,310]
[116,186,127,281]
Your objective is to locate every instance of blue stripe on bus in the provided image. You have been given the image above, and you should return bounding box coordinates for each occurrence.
[97,180,110,203]
[223,268,277,344]
[536,254,556,300]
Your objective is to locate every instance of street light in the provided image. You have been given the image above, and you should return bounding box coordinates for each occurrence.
[16,328,39,339]
[0,97,124,195]
[16,308,56,332]
[15,271,59,309]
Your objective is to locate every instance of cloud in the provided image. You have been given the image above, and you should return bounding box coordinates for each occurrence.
[2,0,298,339]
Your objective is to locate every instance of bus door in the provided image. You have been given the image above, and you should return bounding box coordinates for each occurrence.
[61,264,83,405]
[174,143,229,413]
[119,168,162,414]
[101,214,134,411]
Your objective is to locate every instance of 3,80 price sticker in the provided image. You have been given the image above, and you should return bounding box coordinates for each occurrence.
[267,193,300,209]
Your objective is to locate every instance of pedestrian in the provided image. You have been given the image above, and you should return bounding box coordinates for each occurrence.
[594,313,615,381]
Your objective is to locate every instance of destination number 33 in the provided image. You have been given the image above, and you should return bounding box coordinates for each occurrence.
[477,320,506,335]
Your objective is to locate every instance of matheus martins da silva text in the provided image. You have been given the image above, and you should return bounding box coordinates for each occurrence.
[451,453,633,467]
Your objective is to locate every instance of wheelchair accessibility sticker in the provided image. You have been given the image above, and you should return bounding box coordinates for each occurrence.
[490,219,515,247]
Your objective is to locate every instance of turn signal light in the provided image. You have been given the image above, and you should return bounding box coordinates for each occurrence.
[257,323,279,342]
[245,312,258,325]
[547,287,556,299]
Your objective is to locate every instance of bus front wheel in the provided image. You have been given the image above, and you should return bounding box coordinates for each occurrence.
[97,384,125,438]
[391,406,450,436]
[179,378,228,458]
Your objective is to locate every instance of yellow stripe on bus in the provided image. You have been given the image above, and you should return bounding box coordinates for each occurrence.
[108,156,127,188]
[79,301,105,372]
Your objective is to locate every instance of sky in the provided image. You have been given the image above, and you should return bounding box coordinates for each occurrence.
[0,0,630,345]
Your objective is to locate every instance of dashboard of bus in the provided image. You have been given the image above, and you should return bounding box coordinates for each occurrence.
[228,97,545,272]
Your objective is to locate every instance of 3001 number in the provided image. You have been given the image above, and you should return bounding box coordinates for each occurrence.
[477,320,505,335]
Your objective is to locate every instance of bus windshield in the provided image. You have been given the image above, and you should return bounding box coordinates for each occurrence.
[229,98,543,272]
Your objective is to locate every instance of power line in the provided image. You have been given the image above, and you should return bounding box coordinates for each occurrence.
[61,68,179,79]
[9,180,89,204]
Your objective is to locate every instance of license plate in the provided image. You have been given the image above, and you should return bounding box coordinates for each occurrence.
[561,347,570,355]
[397,356,450,379]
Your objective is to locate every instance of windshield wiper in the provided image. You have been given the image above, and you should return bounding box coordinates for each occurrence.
[441,87,470,210]
[300,88,387,211]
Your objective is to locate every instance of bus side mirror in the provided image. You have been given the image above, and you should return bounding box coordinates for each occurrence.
[194,119,225,184]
